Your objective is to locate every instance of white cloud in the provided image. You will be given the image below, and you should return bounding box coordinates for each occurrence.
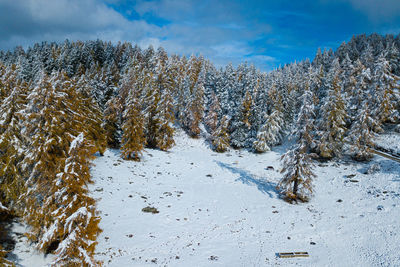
[211,42,252,58]
[0,0,275,71]
[321,0,400,22]
[0,0,161,49]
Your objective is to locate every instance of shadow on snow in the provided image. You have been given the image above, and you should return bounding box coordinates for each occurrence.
[216,161,278,198]
[356,159,400,181]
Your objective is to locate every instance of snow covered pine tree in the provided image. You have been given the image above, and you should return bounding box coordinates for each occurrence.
[278,82,316,202]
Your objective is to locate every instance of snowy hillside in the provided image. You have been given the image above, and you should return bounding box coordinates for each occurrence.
[85,131,400,267]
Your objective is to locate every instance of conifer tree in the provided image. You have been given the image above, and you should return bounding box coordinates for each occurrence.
[278,84,316,202]
[0,81,27,209]
[0,211,14,266]
[21,72,76,244]
[317,60,348,159]
[212,115,230,153]
[171,55,187,122]
[143,51,175,150]
[348,102,378,161]
[154,86,175,150]
[372,55,399,124]
[253,120,269,153]
[181,55,205,138]
[0,63,7,101]
[230,90,253,148]
[121,92,146,160]
[73,75,107,155]
[253,110,283,153]
[38,133,101,266]
[204,92,220,134]
[103,97,121,148]
[345,59,365,120]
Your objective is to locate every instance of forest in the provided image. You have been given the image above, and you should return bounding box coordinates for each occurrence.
[0,33,399,265]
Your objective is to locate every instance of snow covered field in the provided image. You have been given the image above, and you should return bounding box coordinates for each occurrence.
[88,131,400,267]
[375,132,400,156]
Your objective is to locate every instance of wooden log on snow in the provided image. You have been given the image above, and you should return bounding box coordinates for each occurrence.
[278,252,309,258]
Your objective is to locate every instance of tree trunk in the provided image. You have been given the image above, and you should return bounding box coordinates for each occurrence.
[293,168,299,198]
[293,178,298,197]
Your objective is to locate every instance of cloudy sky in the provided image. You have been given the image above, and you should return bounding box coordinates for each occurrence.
[0,0,400,71]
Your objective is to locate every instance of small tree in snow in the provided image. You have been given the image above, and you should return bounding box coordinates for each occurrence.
[278,83,316,202]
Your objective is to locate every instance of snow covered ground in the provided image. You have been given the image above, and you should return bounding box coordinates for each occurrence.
[88,130,400,267]
[375,132,400,156]
[6,130,400,266]
[6,221,55,266]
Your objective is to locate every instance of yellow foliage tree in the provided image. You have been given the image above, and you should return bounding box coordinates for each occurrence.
[0,80,27,210]
[121,92,146,160]
[212,115,230,153]
[38,133,101,266]
[72,75,107,155]
[22,72,73,242]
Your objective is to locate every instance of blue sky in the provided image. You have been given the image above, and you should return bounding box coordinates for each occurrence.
[0,0,400,71]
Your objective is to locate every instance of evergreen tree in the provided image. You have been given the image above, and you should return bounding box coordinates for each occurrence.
[204,92,220,134]
[230,90,253,148]
[0,214,14,266]
[121,92,145,160]
[38,133,101,266]
[348,102,378,161]
[153,85,175,150]
[372,54,399,124]
[253,110,283,153]
[181,55,205,138]
[21,72,70,241]
[103,97,121,148]
[73,75,107,155]
[143,50,175,150]
[278,84,316,202]
[316,59,348,159]
[212,115,230,153]
[0,81,27,210]
[345,59,365,121]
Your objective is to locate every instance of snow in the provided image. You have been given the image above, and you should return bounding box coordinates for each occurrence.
[69,133,84,153]
[65,207,90,233]
[88,130,400,266]
[6,221,55,266]
[375,132,400,155]
[6,130,400,266]
[0,201,8,211]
